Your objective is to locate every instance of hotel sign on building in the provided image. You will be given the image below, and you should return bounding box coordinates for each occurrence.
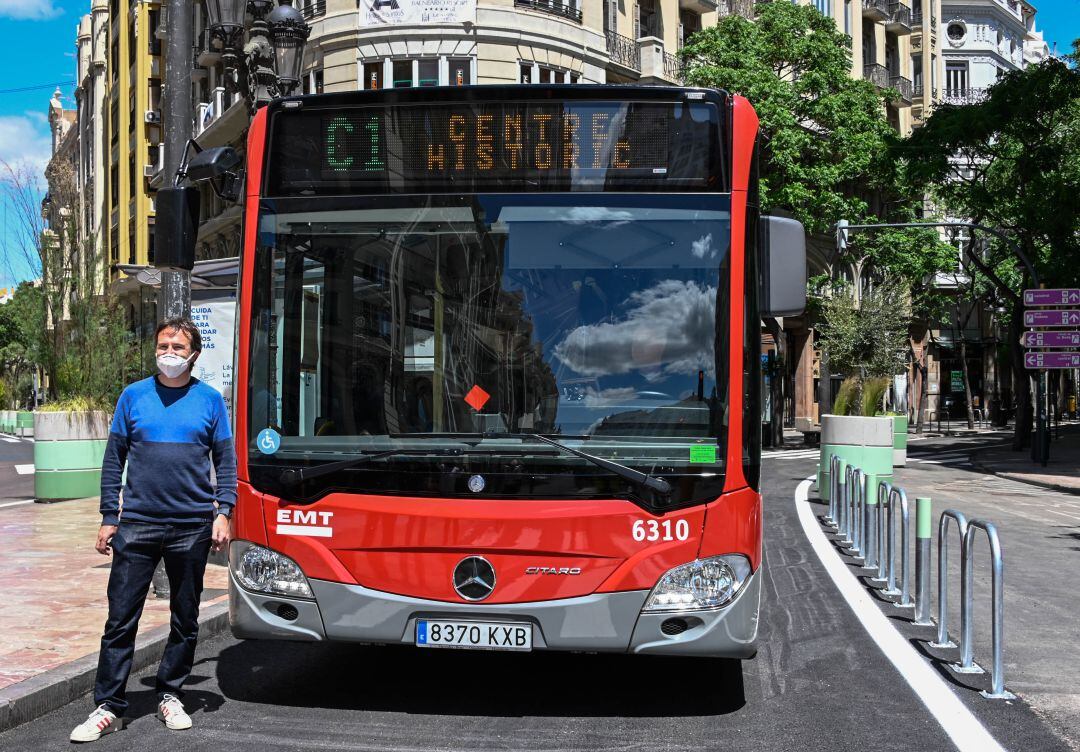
[360,0,475,26]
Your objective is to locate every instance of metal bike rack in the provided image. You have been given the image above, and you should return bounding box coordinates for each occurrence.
[839,464,856,545]
[880,486,912,606]
[847,467,864,558]
[953,520,1015,700]
[825,454,841,528]
[861,473,879,571]
[871,479,893,584]
[930,509,968,649]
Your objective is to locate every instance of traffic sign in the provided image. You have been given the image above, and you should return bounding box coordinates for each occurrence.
[1024,288,1080,306]
[1021,331,1080,348]
[1024,309,1080,327]
[1024,351,1080,369]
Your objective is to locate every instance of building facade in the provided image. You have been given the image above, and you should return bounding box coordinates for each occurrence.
[74,0,110,295]
[103,0,164,279]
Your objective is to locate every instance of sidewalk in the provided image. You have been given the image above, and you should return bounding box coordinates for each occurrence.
[0,498,228,730]
[972,426,1080,494]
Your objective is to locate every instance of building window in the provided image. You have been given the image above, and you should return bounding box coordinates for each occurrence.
[392,60,413,88]
[520,62,579,84]
[304,69,324,94]
[363,62,382,90]
[912,54,923,89]
[947,22,965,41]
[814,0,831,16]
[844,0,851,35]
[945,60,968,95]
[448,58,471,86]
[363,57,475,89]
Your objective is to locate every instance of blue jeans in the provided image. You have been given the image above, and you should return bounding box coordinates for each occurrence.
[93,520,212,716]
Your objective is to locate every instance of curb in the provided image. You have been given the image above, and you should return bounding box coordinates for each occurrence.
[0,600,230,733]
[969,457,1080,497]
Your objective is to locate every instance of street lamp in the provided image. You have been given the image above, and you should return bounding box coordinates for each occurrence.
[204,0,311,107]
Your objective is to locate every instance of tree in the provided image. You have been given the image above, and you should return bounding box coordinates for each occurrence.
[680,1,954,433]
[816,277,911,386]
[898,57,1080,449]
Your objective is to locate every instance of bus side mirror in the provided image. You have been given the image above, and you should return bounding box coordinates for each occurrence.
[154,186,200,272]
[186,146,241,182]
[759,215,806,317]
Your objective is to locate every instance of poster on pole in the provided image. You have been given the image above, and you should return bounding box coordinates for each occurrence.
[359,0,475,26]
[191,299,237,412]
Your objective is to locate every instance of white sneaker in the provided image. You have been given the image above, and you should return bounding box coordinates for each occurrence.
[70,704,122,743]
[156,693,192,730]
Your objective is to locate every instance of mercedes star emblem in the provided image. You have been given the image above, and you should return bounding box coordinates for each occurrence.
[468,474,486,493]
[453,556,496,601]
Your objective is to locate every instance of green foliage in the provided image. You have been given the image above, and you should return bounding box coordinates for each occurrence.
[680,1,898,236]
[36,395,114,413]
[816,278,910,379]
[860,376,889,417]
[832,376,858,416]
[898,58,1080,291]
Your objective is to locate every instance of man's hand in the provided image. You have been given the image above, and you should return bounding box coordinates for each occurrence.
[96,525,118,555]
[212,514,231,554]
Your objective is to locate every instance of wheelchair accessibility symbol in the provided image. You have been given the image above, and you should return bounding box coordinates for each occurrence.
[257,428,281,455]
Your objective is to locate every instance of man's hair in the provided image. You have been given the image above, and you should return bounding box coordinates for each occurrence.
[155,317,202,353]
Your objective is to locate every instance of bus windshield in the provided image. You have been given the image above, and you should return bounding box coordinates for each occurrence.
[247,193,731,504]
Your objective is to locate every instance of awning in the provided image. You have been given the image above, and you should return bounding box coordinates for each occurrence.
[113,257,239,291]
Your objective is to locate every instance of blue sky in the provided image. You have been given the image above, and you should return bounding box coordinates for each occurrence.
[0,0,1077,287]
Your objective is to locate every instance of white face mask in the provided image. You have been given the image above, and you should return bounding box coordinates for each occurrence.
[157,352,194,379]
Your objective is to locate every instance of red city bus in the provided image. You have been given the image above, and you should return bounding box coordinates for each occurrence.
[184,86,805,657]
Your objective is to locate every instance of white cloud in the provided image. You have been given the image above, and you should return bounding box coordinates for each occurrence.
[691,233,716,259]
[553,279,717,379]
[0,114,52,181]
[0,0,62,20]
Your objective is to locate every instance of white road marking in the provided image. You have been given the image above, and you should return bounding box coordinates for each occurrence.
[794,477,1009,752]
[1,437,18,443]
[0,499,34,508]
[14,464,34,475]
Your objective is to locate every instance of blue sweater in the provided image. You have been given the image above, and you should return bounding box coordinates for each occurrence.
[100,376,237,526]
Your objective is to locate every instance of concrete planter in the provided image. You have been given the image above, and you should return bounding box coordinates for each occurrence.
[817,415,894,502]
[1,410,12,434]
[891,415,908,467]
[16,411,33,438]
[33,411,111,502]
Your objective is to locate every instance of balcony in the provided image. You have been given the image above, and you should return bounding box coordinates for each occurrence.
[195,29,220,68]
[195,86,227,137]
[912,10,937,31]
[606,30,640,72]
[913,82,938,100]
[942,87,987,105]
[862,0,889,22]
[679,0,717,14]
[514,0,583,23]
[863,63,889,88]
[663,51,683,83]
[886,2,911,34]
[300,0,326,20]
[889,74,913,105]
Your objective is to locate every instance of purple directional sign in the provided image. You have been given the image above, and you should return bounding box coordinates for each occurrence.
[1022,331,1080,348]
[1024,309,1080,327]
[1024,288,1080,306]
[1024,351,1080,369]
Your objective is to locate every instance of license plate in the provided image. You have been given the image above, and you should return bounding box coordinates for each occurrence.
[415,620,532,651]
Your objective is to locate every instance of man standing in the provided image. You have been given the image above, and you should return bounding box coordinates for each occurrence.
[70,317,237,743]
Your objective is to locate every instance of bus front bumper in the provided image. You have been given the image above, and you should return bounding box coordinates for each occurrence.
[229,568,760,658]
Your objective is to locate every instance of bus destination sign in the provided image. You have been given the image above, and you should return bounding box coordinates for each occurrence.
[267,100,721,194]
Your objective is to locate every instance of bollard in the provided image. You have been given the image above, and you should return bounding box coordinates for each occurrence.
[825,455,842,528]
[953,520,1015,699]
[914,497,933,626]
[930,509,968,649]
[881,486,912,606]
[871,479,893,585]
[862,473,879,570]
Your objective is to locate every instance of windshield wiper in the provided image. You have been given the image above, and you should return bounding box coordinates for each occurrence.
[526,434,673,501]
[279,448,465,486]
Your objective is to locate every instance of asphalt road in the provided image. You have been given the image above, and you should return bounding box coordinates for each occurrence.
[0,434,1071,752]
[0,434,34,502]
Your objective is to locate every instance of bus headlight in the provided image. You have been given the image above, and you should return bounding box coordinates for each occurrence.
[234,543,313,599]
[642,555,751,612]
